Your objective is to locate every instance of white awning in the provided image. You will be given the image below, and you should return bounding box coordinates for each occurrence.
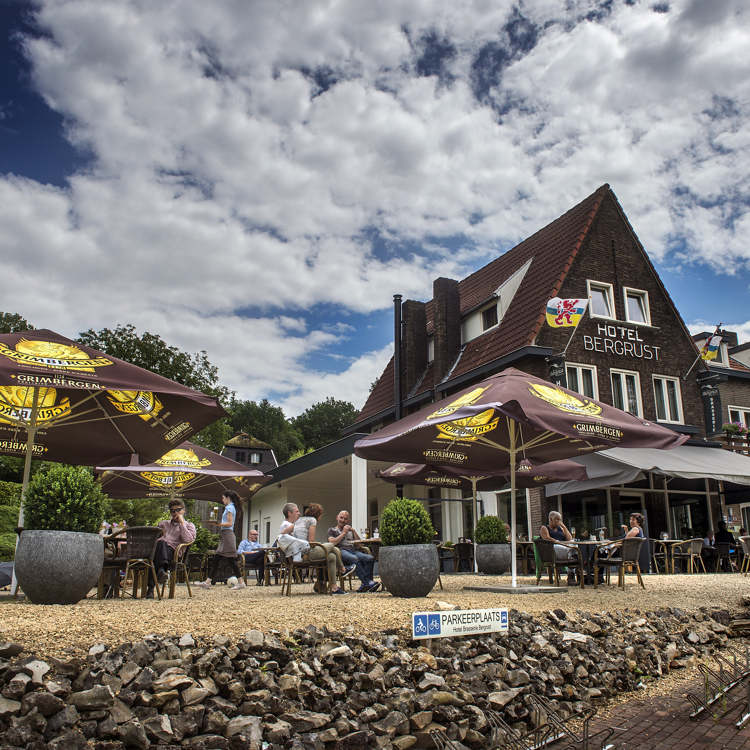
[545,445,750,495]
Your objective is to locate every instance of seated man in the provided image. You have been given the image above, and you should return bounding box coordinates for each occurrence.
[328,510,380,592]
[238,529,265,585]
[147,500,197,598]
[716,521,736,546]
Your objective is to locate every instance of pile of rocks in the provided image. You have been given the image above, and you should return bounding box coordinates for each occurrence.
[0,606,736,750]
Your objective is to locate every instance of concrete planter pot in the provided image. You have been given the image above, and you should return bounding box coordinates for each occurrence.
[379,544,439,598]
[475,544,511,575]
[15,530,104,605]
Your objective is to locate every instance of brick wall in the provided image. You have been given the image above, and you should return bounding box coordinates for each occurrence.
[433,277,461,387]
[402,300,428,397]
[535,193,706,433]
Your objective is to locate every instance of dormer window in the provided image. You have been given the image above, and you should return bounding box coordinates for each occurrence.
[482,304,498,331]
[587,280,615,319]
[624,288,650,325]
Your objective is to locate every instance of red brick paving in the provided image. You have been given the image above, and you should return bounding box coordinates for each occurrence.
[584,680,750,749]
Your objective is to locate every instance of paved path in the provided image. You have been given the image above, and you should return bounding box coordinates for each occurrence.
[587,679,750,749]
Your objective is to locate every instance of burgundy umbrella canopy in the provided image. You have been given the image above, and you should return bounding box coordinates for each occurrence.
[96,441,272,503]
[373,459,588,493]
[0,330,226,478]
[355,367,687,586]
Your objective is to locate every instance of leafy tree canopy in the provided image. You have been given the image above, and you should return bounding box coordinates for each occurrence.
[77,324,232,452]
[292,397,358,452]
[0,312,34,334]
[227,398,303,464]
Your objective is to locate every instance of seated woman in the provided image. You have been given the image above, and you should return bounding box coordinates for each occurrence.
[604,513,644,558]
[292,504,354,595]
[539,511,579,585]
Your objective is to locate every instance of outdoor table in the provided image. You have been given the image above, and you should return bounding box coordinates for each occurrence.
[561,539,611,587]
[357,538,382,560]
[517,540,535,575]
[653,539,683,574]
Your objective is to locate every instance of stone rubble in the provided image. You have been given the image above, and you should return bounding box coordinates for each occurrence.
[0,605,737,750]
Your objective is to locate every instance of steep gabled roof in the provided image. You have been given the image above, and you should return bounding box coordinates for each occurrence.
[224,433,272,450]
[353,184,610,427]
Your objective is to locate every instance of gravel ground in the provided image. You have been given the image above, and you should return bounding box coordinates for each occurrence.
[1,571,747,660]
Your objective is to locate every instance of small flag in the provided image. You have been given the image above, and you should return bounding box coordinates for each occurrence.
[546,298,588,328]
[700,335,722,361]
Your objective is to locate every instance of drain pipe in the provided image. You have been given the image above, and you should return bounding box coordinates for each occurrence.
[394,294,403,498]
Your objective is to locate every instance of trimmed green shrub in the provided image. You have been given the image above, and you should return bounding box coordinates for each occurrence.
[474,514,508,545]
[0,532,16,562]
[379,497,434,546]
[24,465,105,533]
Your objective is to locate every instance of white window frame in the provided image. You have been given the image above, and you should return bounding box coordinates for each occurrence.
[587,280,616,320]
[623,287,651,326]
[728,406,750,429]
[565,362,599,400]
[653,375,683,424]
[611,368,642,417]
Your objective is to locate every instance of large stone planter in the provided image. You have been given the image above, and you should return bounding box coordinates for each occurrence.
[475,544,511,575]
[379,544,439,598]
[15,530,104,605]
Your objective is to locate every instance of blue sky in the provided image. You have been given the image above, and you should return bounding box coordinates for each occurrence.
[1,0,749,416]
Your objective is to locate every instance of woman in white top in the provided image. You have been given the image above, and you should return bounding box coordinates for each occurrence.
[293,503,352,595]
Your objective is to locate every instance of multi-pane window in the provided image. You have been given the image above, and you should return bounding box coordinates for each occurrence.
[482,304,498,330]
[728,407,750,428]
[587,280,615,319]
[653,376,682,423]
[611,369,641,416]
[624,288,650,325]
[566,363,598,400]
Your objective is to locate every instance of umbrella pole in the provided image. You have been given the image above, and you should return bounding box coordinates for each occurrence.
[11,390,41,596]
[472,478,478,573]
[510,421,518,588]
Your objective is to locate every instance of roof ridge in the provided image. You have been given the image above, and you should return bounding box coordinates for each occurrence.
[527,184,610,345]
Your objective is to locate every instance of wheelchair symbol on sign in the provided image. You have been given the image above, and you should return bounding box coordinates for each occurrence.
[414,616,428,635]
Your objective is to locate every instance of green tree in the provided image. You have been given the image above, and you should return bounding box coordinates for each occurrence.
[0,312,34,334]
[77,324,232,450]
[292,397,358,451]
[101,496,171,528]
[227,398,303,464]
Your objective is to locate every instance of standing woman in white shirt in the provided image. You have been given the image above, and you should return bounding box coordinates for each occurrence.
[196,490,246,591]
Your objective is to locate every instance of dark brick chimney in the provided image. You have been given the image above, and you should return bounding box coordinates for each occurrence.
[402,300,427,397]
[433,277,461,387]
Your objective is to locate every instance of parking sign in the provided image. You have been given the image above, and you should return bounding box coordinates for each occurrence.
[412,607,509,640]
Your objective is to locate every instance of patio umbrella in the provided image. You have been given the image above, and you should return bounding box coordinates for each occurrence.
[0,329,227,517]
[96,441,272,503]
[355,367,687,586]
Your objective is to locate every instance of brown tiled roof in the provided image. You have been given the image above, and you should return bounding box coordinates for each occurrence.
[727,357,750,373]
[224,433,272,450]
[354,184,610,425]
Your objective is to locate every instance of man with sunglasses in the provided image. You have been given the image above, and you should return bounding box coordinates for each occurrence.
[147,501,197,598]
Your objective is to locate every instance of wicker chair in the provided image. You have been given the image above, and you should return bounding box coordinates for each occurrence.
[120,526,164,599]
[740,537,750,575]
[279,542,344,596]
[159,542,193,599]
[715,542,738,573]
[98,528,128,599]
[672,538,706,574]
[593,537,645,589]
[534,538,583,588]
[452,542,474,572]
